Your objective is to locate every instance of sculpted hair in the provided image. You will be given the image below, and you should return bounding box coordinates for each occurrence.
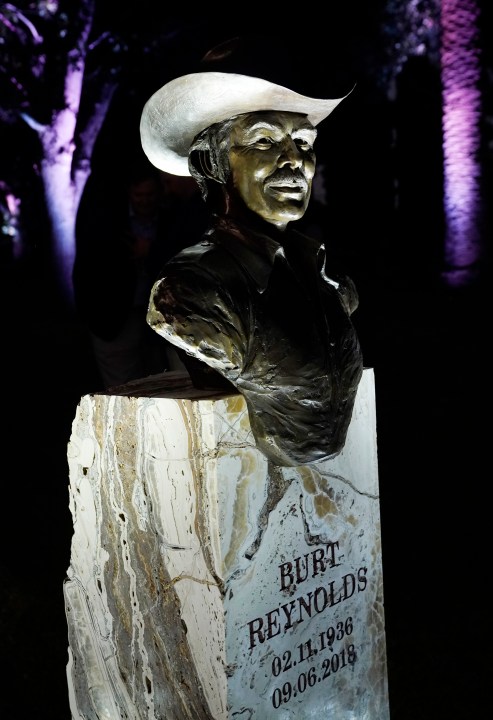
[188,116,237,200]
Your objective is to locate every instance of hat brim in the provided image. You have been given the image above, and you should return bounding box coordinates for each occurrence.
[140,72,349,176]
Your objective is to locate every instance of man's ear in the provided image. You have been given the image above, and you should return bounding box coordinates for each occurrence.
[190,150,217,181]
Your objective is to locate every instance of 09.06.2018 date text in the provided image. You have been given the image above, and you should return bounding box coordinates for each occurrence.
[270,615,357,710]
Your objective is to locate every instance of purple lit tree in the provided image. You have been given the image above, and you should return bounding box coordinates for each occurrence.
[440,0,483,285]
[379,0,484,286]
[0,0,119,305]
[0,1,192,305]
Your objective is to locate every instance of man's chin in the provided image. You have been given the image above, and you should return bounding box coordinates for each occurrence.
[245,196,307,226]
[274,202,307,222]
[260,209,307,228]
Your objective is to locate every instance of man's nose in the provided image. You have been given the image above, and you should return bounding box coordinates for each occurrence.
[278,138,303,169]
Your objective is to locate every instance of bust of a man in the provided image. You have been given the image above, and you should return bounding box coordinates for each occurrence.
[140,37,363,467]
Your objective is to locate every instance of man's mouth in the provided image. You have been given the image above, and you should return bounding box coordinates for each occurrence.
[266,178,308,198]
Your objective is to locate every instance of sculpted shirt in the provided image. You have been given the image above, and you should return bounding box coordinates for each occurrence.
[147,213,363,466]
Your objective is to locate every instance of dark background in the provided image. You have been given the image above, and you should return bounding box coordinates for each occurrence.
[1,5,491,719]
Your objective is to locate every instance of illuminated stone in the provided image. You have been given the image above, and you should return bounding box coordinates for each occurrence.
[64,368,389,719]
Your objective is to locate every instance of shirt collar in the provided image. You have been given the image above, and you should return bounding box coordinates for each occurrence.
[211,214,325,293]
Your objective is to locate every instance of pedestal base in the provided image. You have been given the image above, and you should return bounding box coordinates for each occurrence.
[64,368,389,719]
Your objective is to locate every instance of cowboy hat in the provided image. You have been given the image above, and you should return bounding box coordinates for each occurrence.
[140,70,349,176]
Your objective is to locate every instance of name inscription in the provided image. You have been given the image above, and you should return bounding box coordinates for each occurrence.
[245,541,368,710]
[247,542,367,650]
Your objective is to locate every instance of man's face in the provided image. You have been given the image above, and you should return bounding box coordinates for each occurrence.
[228,111,317,229]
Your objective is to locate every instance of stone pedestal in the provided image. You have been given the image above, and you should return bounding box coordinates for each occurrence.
[64,368,389,719]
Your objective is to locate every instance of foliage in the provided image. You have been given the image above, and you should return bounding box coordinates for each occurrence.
[379,0,441,90]
[0,1,197,269]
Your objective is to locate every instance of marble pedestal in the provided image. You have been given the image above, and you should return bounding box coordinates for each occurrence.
[64,368,389,719]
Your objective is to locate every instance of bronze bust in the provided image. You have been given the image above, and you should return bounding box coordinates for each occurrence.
[140,38,363,467]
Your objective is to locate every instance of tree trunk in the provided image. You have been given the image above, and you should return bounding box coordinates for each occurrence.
[440,0,483,285]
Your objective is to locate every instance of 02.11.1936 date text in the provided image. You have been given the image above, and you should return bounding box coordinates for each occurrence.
[270,615,357,710]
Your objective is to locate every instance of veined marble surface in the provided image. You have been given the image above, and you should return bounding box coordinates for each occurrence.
[65,368,389,719]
